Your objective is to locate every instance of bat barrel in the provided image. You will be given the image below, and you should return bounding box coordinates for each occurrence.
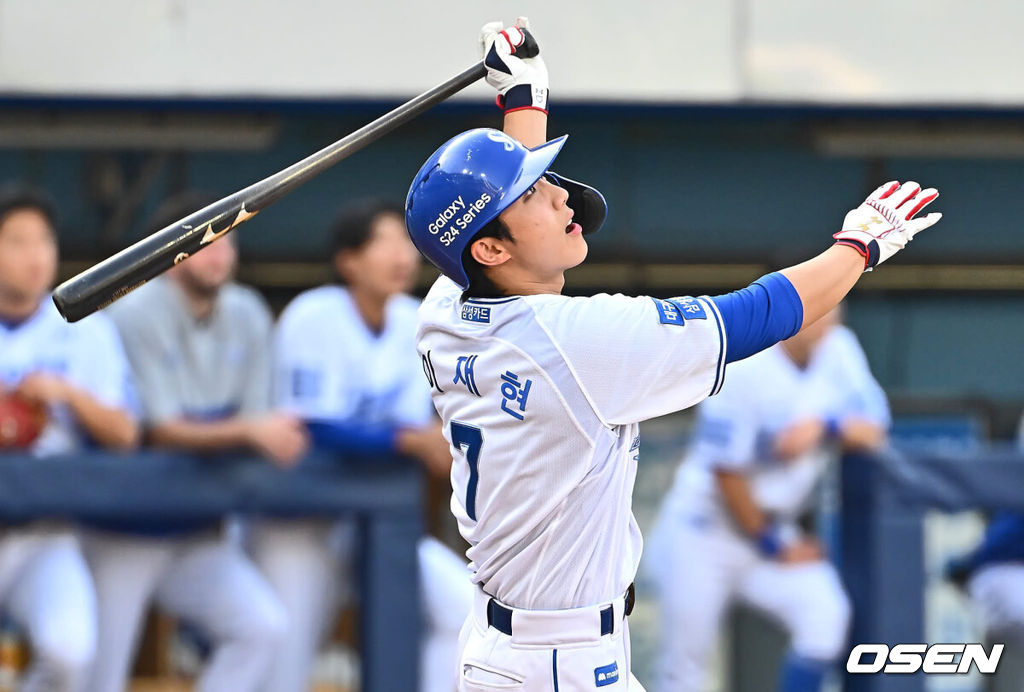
[52,62,487,323]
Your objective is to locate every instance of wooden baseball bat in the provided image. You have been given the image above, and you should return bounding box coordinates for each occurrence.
[52,62,487,322]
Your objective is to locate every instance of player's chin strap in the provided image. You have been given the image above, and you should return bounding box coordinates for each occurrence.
[545,172,607,235]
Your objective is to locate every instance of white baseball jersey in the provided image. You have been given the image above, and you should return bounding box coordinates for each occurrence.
[0,299,134,455]
[275,285,433,427]
[666,325,889,522]
[416,277,727,610]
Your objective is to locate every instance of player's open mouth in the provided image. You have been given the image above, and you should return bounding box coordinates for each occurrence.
[565,222,582,235]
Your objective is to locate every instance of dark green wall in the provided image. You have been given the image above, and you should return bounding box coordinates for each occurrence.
[2,100,1021,417]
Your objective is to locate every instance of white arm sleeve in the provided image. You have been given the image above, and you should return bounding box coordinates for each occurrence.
[532,293,726,426]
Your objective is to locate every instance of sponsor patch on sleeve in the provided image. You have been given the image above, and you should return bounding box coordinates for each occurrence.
[652,298,686,326]
[670,296,707,320]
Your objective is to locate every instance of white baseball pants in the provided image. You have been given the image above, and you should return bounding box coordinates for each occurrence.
[969,563,1024,646]
[649,514,850,692]
[82,529,287,692]
[0,525,96,692]
[248,518,474,692]
[457,586,645,691]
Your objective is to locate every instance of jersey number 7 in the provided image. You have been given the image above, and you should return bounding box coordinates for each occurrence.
[450,421,483,521]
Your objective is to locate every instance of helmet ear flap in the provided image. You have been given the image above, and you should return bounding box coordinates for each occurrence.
[545,173,607,236]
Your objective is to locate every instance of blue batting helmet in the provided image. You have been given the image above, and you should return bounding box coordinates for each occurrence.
[405,128,606,289]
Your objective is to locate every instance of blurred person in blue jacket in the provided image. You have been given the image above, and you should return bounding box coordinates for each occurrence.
[947,510,1024,670]
[646,309,889,692]
[83,191,297,692]
[0,185,138,691]
[944,423,1024,662]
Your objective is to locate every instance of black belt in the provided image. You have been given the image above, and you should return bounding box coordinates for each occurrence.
[487,583,635,637]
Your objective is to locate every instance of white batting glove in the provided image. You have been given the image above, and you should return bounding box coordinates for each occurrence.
[833,181,941,270]
[479,17,549,113]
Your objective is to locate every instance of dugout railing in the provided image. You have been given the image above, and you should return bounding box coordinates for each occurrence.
[0,450,423,692]
[841,448,1024,692]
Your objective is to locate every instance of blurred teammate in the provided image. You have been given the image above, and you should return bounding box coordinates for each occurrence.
[402,19,941,689]
[947,404,1024,670]
[84,191,292,692]
[0,185,138,691]
[947,514,1024,655]
[646,309,889,691]
[251,199,472,692]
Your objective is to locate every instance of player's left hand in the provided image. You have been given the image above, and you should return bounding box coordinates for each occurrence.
[479,18,548,112]
[838,418,887,452]
[833,181,941,271]
[15,372,71,405]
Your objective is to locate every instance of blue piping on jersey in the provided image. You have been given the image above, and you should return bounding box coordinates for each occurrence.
[465,296,521,305]
[552,650,559,692]
[703,298,728,395]
[709,272,803,364]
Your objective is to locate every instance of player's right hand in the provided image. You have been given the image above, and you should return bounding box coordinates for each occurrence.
[773,418,826,460]
[779,536,824,564]
[833,181,941,271]
[248,413,309,468]
[480,18,549,112]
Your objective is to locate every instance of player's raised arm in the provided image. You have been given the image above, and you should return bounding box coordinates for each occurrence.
[480,18,549,148]
[780,181,941,329]
[706,181,941,364]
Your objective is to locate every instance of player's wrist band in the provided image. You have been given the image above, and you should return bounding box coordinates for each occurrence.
[756,525,785,558]
[824,417,841,438]
[498,84,549,114]
[834,238,881,270]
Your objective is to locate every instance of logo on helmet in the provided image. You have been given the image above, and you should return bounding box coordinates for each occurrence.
[435,192,493,247]
[486,130,517,151]
[428,196,467,235]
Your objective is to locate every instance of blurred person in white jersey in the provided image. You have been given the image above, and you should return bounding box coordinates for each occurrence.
[403,17,942,690]
[0,185,138,691]
[646,308,889,691]
[252,199,472,692]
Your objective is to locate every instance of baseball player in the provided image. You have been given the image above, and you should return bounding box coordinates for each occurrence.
[402,19,943,690]
[84,191,292,692]
[251,198,472,692]
[0,185,138,692]
[645,308,890,691]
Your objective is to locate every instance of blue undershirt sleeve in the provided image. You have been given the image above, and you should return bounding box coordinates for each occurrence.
[305,419,400,457]
[709,272,804,364]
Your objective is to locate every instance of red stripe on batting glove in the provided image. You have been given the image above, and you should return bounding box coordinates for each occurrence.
[878,182,901,199]
[904,192,938,220]
[500,30,516,52]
